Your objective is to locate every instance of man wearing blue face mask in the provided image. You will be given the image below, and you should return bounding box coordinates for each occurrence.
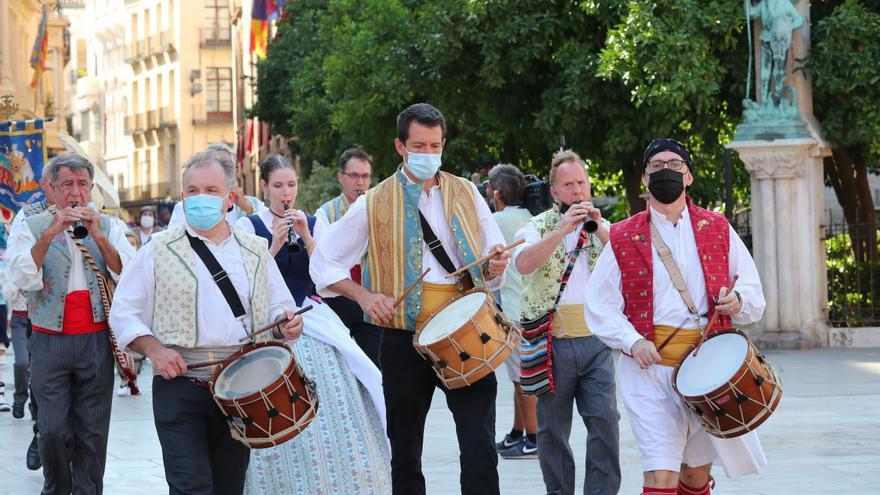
[110,151,306,495]
[310,103,511,495]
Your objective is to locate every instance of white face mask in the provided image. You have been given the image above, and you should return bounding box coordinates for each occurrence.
[141,215,155,229]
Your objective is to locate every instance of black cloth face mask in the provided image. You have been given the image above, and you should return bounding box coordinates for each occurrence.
[647,168,685,204]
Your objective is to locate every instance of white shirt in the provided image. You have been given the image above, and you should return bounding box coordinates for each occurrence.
[512,220,602,306]
[168,197,268,229]
[584,206,766,354]
[109,223,296,351]
[310,177,506,297]
[5,212,135,292]
[138,227,158,245]
[313,208,330,243]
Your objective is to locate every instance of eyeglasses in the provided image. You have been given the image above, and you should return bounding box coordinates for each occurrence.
[341,172,372,181]
[646,159,687,173]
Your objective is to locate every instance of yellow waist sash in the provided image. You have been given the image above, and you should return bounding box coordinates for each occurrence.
[551,304,592,338]
[414,280,473,330]
[653,325,702,366]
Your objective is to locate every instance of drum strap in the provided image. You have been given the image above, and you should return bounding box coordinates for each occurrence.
[418,211,460,277]
[187,233,247,319]
[649,221,701,351]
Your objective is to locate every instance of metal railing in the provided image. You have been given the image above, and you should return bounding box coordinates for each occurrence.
[199,26,231,47]
[825,219,880,327]
[159,107,176,126]
[119,181,173,202]
[191,105,233,125]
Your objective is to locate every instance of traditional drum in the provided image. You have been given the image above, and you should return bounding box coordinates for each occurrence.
[210,341,319,449]
[414,289,519,389]
[672,329,782,439]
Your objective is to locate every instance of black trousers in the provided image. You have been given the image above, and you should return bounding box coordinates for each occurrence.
[380,328,500,495]
[152,376,250,495]
[29,331,114,495]
[326,295,382,368]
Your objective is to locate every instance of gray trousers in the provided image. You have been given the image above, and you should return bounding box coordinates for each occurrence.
[10,314,31,406]
[29,330,114,495]
[537,336,621,495]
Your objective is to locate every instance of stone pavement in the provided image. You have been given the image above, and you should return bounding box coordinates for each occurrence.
[1,347,878,494]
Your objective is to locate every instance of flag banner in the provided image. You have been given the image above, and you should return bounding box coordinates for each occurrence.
[0,119,48,220]
[30,8,48,88]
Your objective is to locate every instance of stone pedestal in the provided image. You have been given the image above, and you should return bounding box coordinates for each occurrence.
[726,138,828,348]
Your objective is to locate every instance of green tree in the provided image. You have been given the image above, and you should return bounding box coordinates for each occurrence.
[810,0,880,262]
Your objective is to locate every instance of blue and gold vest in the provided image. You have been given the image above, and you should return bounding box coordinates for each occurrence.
[362,169,485,331]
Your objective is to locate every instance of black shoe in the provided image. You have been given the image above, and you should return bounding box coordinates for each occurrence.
[12,402,24,419]
[26,434,41,471]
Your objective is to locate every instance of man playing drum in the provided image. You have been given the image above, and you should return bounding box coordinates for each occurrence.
[110,151,304,495]
[584,139,767,495]
[310,103,510,495]
[512,150,621,494]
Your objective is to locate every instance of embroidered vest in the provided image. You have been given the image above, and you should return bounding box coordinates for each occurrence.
[21,200,49,218]
[520,207,608,320]
[23,212,112,332]
[609,201,732,343]
[319,194,350,224]
[362,170,485,331]
[248,214,316,306]
[149,224,272,348]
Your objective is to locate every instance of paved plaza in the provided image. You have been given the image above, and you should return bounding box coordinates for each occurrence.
[1,346,878,494]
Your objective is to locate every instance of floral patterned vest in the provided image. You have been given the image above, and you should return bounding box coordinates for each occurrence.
[149,224,272,348]
[519,206,608,320]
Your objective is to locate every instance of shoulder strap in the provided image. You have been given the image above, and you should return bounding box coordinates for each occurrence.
[186,233,246,318]
[648,221,699,317]
[553,227,590,307]
[418,210,458,275]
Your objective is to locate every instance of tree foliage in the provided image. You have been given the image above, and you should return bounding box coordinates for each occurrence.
[811,0,880,262]
[254,0,879,226]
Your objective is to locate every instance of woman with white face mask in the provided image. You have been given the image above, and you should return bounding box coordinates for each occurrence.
[234,154,391,495]
[137,205,163,245]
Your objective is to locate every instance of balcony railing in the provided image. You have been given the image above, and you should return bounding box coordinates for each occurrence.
[119,181,172,203]
[136,39,147,58]
[159,106,177,126]
[200,26,231,48]
[160,31,175,53]
[192,105,233,125]
[146,109,159,129]
[149,33,161,56]
[124,113,148,134]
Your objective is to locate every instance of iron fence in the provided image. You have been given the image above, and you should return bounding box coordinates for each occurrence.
[824,218,880,327]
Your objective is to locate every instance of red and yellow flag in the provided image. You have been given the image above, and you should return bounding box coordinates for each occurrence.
[29,8,48,89]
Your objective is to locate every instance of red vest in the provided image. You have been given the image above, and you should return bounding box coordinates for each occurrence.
[609,200,732,343]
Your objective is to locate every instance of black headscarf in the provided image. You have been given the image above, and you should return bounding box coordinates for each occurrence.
[642,138,692,170]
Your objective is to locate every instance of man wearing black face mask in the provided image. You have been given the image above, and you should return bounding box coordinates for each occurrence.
[584,139,768,495]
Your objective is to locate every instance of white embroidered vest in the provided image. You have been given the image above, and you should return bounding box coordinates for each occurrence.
[150,225,272,348]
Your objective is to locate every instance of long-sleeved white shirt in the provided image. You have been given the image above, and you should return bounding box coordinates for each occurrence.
[109,224,297,351]
[310,176,506,297]
[5,213,135,293]
[584,206,765,354]
[512,219,607,306]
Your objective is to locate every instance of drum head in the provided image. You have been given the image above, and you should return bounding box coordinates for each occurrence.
[214,346,292,399]
[418,292,487,345]
[675,332,749,397]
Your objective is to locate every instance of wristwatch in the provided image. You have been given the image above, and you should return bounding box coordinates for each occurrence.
[733,290,743,310]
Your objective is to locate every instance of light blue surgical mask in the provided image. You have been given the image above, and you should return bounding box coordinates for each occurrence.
[184,194,227,230]
[405,148,442,181]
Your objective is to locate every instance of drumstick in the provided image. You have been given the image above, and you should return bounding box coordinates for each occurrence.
[692,275,740,357]
[189,306,316,368]
[393,268,431,308]
[237,305,314,343]
[444,238,525,280]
